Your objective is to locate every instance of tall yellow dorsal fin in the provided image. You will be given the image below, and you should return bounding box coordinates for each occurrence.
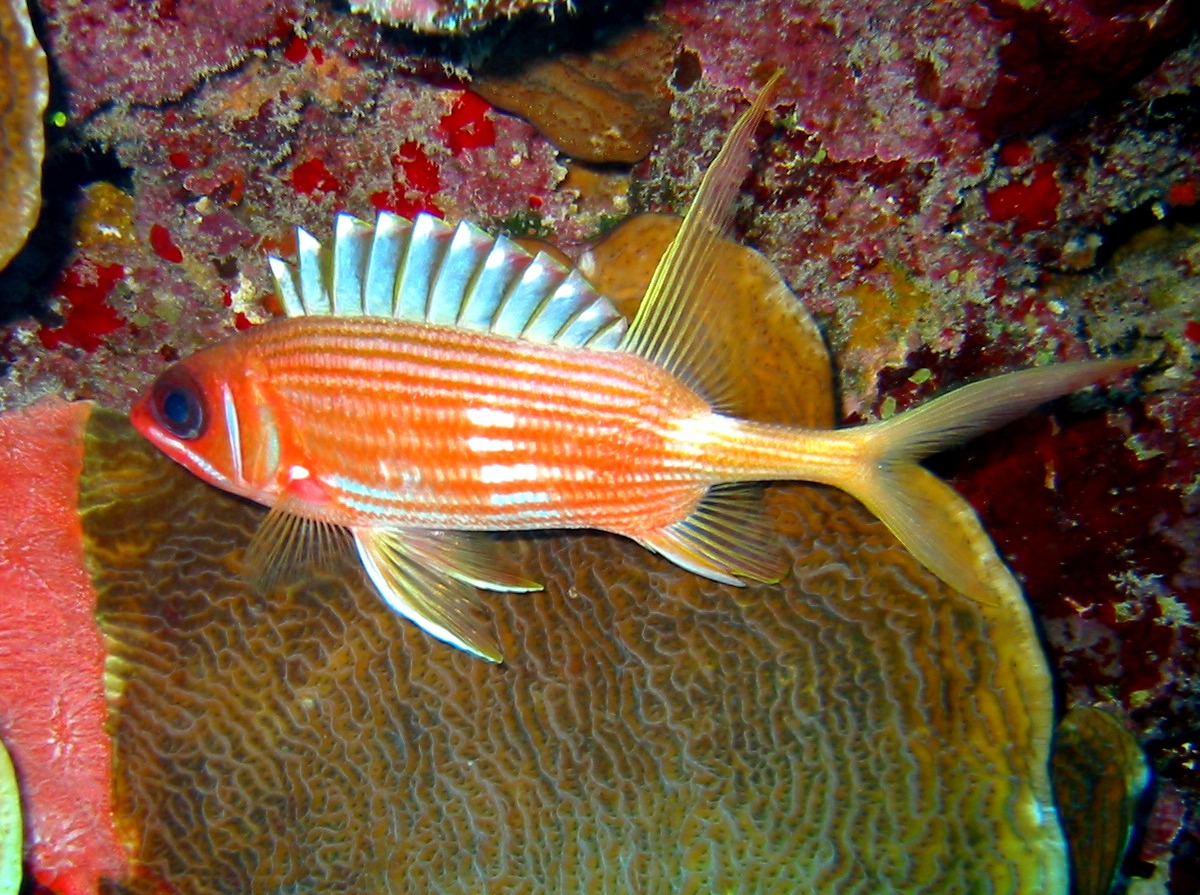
[620,73,782,408]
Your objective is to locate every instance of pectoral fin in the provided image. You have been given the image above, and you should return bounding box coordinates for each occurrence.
[243,496,350,591]
[353,527,542,663]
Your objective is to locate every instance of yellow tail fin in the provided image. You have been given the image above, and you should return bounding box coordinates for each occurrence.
[843,360,1135,607]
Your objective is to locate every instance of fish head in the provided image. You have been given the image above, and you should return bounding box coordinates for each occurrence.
[130,339,272,505]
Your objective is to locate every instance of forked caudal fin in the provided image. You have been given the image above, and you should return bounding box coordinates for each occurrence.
[837,359,1136,607]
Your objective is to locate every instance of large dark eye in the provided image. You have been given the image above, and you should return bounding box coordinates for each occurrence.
[152,370,207,440]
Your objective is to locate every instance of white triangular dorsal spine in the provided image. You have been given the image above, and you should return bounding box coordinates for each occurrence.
[331,214,373,316]
[363,212,410,316]
[267,211,628,349]
[396,213,453,320]
[428,221,493,325]
[297,228,331,316]
[268,255,304,318]
[456,234,527,331]
[492,253,567,337]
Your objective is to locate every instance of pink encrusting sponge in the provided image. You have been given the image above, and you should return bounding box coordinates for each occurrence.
[0,397,127,895]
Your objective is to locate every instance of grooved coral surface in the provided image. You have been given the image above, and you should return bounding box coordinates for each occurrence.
[0,0,47,271]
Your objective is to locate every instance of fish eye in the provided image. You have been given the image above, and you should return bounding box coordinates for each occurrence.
[152,371,207,440]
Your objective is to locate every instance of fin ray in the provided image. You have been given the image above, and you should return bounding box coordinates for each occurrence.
[842,359,1137,606]
[364,212,410,316]
[353,528,540,663]
[637,484,784,585]
[620,74,782,406]
[396,213,454,319]
[428,221,493,325]
[297,228,331,316]
[397,529,542,593]
[331,214,373,315]
[243,497,351,591]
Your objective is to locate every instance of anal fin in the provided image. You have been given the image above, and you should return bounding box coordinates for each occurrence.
[354,528,542,663]
[636,484,784,586]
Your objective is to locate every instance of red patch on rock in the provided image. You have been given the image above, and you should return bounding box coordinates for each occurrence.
[167,150,197,170]
[369,140,443,218]
[283,35,307,63]
[291,157,342,196]
[39,261,127,352]
[1166,180,1197,208]
[985,161,1061,234]
[436,91,497,155]
[997,139,1033,167]
[149,223,184,263]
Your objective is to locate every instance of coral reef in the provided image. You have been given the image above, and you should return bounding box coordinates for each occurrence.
[0,0,1196,889]
[86,411,1067,893]
[41,0,306,119]
[0,0,48,271]
[1052,706,1149,895]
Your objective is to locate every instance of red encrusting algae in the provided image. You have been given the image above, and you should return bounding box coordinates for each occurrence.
[149,224,184,263]
[436,91,498,156]
[369,140,443,218]
[38,261,127,352]
[985,161,1062,235]
[291,157,343,197]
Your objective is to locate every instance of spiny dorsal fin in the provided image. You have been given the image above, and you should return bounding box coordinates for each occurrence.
[620,74,782,408]
[268,212,628,350]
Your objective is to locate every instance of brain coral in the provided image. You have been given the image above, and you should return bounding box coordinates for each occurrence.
[0,0,47,272]
[83,219,1066,893]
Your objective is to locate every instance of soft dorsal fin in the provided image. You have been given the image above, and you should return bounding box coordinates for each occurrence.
[620,74,781,408]
[268,212,629,350]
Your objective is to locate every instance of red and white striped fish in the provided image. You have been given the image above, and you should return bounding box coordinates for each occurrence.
[130,83,1132,662]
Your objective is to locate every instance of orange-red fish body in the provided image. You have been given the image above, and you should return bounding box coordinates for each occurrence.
[136,314,728,540]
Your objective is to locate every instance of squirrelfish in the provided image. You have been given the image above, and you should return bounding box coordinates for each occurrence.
[130,82,1131,662]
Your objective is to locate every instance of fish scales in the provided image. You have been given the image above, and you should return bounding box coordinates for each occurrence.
[239,316,711,532]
